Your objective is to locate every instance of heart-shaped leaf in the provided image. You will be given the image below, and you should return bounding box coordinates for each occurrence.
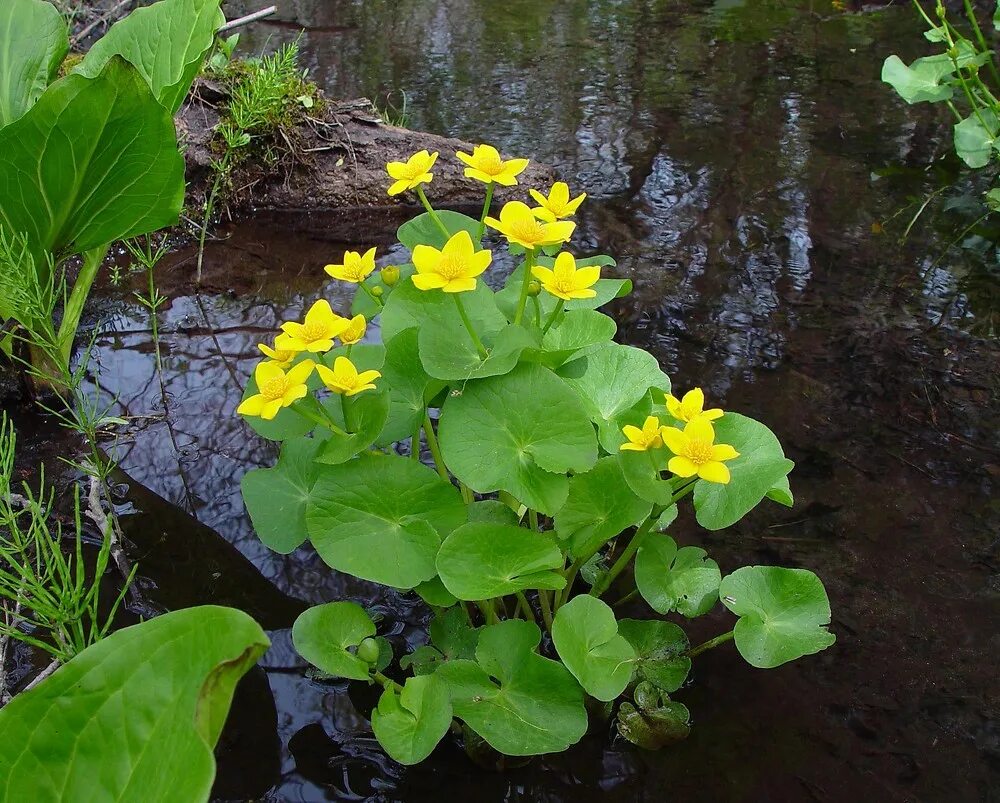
[421,321,538,382]
[242,435,325,553]
[314,390,390,465]
[527,309,617,368]
[380,276,505,343]
[551,596,636,701]
[0,607,268,802]
[881,54,954,104]
[635,535,721,618]
[436,523,566,600]
[439,363,598,515]
[292,601,376,681]
[0,0,68,127]
[397,210,480,251]
[371,674,454,765]
[305,453,466,588]
[693,413,794,530]
[436,619,588,756]
[719,566,836,668]
[379,328,445,444]
[618,619,691,693]
[555,456,651,559]
[0,57,184,256]
[619,446,676,506]
[75,0,223,114]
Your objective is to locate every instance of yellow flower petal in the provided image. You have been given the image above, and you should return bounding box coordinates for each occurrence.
[665,394,683,419]
[285,359,316,386]
[660,426,688,455]
[667,455,699,477]
[237,394,266,416]
[255,360,283,386]
[260,398,284,420]
[412,273,448,290]
[697,461,731,484]
[622,424,645,442]
[281,384,309,405]
[442,277,477,293]
[683,418,715,444]
[711,444,740,461]
[703,408,725,421]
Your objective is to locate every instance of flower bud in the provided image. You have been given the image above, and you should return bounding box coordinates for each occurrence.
[371,285,384,297]
[527,280,542,297]
[380,265,400,287]
[356,637,380,665]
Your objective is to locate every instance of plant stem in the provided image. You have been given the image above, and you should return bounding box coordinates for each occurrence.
[613,589,639,608]
[459,482,473,504]
[515,591,537,625]
[360,281,384,308]
[541,299,564,334]
[340,393,352,433]
[372,670,402,691]
[290,401,347,436]
[476,183,495,242]
[538,590,554,631]
[477,599,499,625]
[961,0,1000,90]
[197,152,230,284]
[422,412,450,481]
[411,423,421,460]
[686,629,735,659]
[513,249,536,325]
[528,509,539,531]
[558,558,582,608]
[453,294,488,360]
[415,186,450,239]
[531,295,542,327]
[57,245,109,371]
[590,515,658,598]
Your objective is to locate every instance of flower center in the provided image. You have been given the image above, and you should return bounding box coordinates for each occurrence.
[301,320,328,342]
[479,154,503,175]
[511,218,544,243]
[402,162,425,180]
[553,276,576,293]
[260,376,288,400]
[437,253,466,279]
[684,439,714,465]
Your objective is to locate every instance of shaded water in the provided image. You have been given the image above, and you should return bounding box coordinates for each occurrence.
[17,0,1000,799]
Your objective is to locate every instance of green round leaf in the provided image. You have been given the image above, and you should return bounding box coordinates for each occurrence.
[305,453,466,588]
[619,446,676,506]
[413,576,457,608]
[436,620,588,756]
[314,390,390,465]
[719,566,836,669]
[397,210,480,251]
[618,619,691,693]
[557,342,670,435]
[371,674,454,766]
[528,309,617,368]
[421,321,538,382]
[880,53,954,104]
[693,413,795,531]
[436,523,566,600]
[439,363,598,515]
[551,596,636,702]
[555,456,651,559]
[635,535,721,618]
[616,698,691,750]
[241,435,325,554]
[467,499,520,527]
[292,601,376,681]
[380,327,444,444]
[0,607,268,803]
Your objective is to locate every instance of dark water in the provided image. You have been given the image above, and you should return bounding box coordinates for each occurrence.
[20,0,1000,800]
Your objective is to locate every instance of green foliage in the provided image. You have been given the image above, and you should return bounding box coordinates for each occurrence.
[0,0,67,127]
[238,152,836,764]
[0,606,268,802]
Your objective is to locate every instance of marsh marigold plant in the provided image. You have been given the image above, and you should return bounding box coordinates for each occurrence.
[237,144,836,767]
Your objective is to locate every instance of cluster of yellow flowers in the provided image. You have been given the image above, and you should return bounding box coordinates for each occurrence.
[620,388,740,485]
[238,299,380,421]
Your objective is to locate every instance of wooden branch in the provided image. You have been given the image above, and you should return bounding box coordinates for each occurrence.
[217,5,278,35]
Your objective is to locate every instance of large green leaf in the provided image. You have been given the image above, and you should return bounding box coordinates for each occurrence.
[0,606,268,803]
[436,620,588,756]
[693,413,794,530]
[76,0,224,114]
[305,453,466,588]
[436,522,566,600]
[954,109,999,169]
[371,674,454,765]
[314,390,390,465]
[635,535,721,618]
[291,601,376,681]
[618,619,691,693]
[719,566,836,668]
[881,54,954,104]
[527,309,617,368]
[551,596,635,702]
[619,446,676,506]
[380,276,505,341]
[555,456,651,559]
[379,328,444,444]
[557,342,671,440]
[0,58,184,256]
[0,0,68,127]
[397,210,480,251]
[242,435,326,554]
[439,363,598,515]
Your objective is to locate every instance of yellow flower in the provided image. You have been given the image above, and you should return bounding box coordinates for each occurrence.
[411,230,492,293]
[661,419,739,485]
[456,144,529,186]
[257,333,297,367]
[316,356,381,396]
[324,247,377,283]
[665,388,724,424]
[619,416,663,452]
[280,300,351,353]
[485,201,576,250]
[529,182,587,222]
[339,314,367,345]
[237,360,315,420]
[386,150,438,196]
[530,252,600,301]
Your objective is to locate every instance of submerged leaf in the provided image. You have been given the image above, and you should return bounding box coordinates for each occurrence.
[618,619,691,693]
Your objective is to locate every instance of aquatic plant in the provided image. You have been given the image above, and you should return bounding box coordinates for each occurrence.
[239,145,837,764]
[0,0,224,380]
[883,0,1000,181]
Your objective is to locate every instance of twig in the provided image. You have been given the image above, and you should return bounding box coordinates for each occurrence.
[85,477,139,606]
[21,659,60,693]
[71,0,133,46]
[217,5,278,34]
[0,600,22,703]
